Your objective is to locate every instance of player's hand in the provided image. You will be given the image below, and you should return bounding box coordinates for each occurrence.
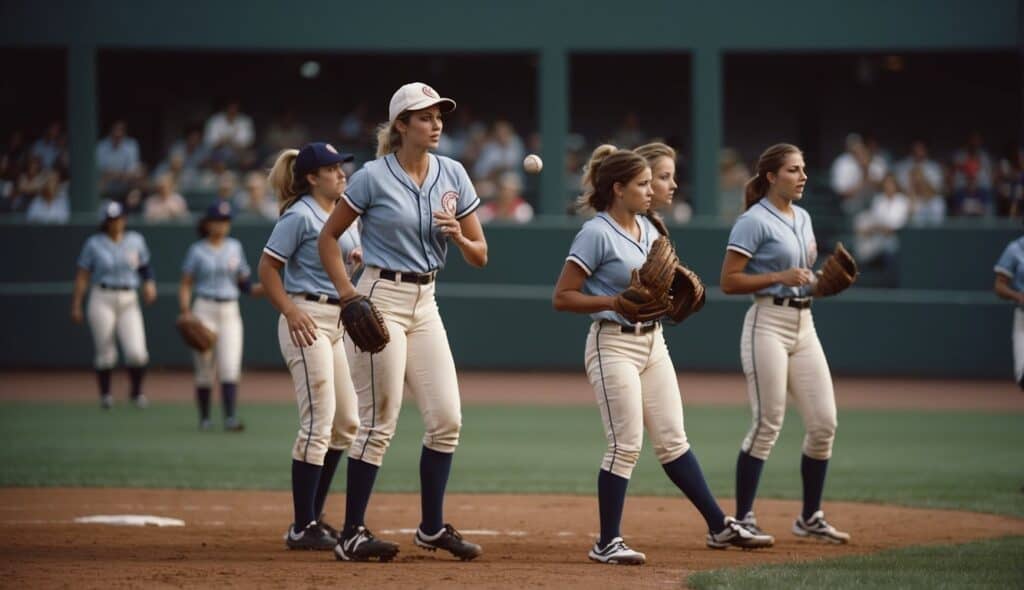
[71,305,83,324]
[776,268,814,287]
[349,247,364,269]
[142,281,157,305]
[432,210,463,242]
[1015,292,1024,306]
[284,307,318,348]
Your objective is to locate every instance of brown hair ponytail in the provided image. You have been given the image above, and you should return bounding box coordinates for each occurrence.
[576,144,648,212]
[744,143,802,210]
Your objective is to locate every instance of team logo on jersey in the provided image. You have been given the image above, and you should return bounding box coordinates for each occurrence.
[441,191,459,215]
[422,85,439,98]
[325,143,338,154]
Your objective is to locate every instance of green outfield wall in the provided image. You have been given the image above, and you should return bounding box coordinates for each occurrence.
[1,221,1014,377]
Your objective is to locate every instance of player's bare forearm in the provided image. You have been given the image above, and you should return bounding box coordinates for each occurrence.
[453,235,488,267]
[317,231,357,300]
[994,275,1024,304]
[553,289,614,314]
[71,269,89,308]
[178,276,192,315]
[258,254,298,316]
[721,271,785,294]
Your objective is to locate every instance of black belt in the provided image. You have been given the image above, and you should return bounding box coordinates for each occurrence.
[379,269,435,284]
[302,293,341,305]
[601,320,658,334]
[99,283,132,291]
[197,295,235,303]
[772,296,813,310]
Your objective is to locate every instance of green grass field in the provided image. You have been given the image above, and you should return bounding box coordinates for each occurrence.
[2,400,1022,587]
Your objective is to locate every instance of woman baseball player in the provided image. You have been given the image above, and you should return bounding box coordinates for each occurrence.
[318,82,487,562]
[720,143,851,544]
[553,145,772,566]
[71,201,156,409]
[178,201,264,432]
[994,234,1024,390]
[257,142,363,552]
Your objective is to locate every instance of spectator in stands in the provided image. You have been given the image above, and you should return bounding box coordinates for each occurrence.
[143,172,189,222]
[16,154,49,211]
[196,152,234,193]
[234,170,278,221]
[153,151,201,196]
[214,171,238,207]
[203,98,255,168]
[474,120,526,183]
[949,172,994,217]
[477,172,534,224]
[338,102,369,145]
[894,140,943,196]
[830,133,886,215]
[25,170,69,224]
[265,107,309,156]
[0,154,14,211]
[853,173,909,265]
[952,131,994,192]
[719,147,750,221]
[612,111,645,149]
[30,120,66,171]
[164,125,210,181]
[906,166,946,227]
[96,119,144,203]
[2,130,28,178]
[995,144,1023,217]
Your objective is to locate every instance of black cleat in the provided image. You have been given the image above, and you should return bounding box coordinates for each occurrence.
[334,526,399,562]
[414,524,483,561]
[284,521,337,550]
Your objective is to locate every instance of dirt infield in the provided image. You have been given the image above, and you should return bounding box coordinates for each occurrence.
[1,488,1021,590]
[3,370,1023,411]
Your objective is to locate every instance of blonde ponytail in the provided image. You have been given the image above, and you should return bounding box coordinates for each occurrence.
[375,112,412,158]
[268,149,310,214]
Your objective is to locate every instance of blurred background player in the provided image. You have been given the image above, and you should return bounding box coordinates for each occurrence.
[178,201,263,431]
[70,201,156,409]
[993,233,1024,390]
[720,143,850,544]
[258,142,362,551]
[553,145,772,565]
[318,82,487,562]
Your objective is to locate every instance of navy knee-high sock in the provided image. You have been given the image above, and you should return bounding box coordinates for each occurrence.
[343,458,379,536]
[291,460,322,530]
[419,446,454,535]
[597,469,629,547]
[313,449,343,520]
[96,369,112,397]
[663,450,726,532]
[221,382,237,419]
[128,366,145,399]
[801,454,829,520]
[196,386,211,421]
[735,450,766,518]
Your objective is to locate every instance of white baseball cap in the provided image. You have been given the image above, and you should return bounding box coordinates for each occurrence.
[388,82,456,122]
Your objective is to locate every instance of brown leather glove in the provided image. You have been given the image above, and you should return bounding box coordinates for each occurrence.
[339,295,390,353]
[612,269,672,323]
[176,314,216,352]
[813,242,859,297]
[666,263,706,324]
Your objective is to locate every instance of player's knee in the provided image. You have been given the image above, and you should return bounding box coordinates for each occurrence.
[804,418,837,458]
[653,437,690,464]
[605,445,641,479]
[124,349,149,367]
[424,414,462,453]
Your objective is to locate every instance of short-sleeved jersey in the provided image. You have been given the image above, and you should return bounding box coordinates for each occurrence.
[994,236,1024,293]
[566,212,660,325]
[182,237,252,300]
[726,198,818,298]
[76,231,151,288]
[341,153,481,273]
[263,195,338,297]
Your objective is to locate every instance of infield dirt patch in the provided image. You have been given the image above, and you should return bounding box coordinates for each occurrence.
[2,488,1021,589]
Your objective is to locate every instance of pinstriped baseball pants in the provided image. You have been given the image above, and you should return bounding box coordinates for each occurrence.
[584,321,691,480]
[740,298,837,461]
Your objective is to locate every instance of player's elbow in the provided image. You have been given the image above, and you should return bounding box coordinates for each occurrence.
[552,290,570,311]
[720,277,739,295]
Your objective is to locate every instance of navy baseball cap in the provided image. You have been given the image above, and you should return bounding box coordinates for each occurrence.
[204,200,234,221]
[294,142,353,177]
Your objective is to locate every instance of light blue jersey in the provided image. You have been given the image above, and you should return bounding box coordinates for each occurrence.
[264,195,339,297]
[342,153,480,273]
[995,236,1024,293]
[727,198,818,298]
[77,231,151,288]
[182,238,252,300]
[567,212,660,325]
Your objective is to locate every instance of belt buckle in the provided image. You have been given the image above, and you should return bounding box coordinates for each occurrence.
[392,271,403,285]
[317,294,328,304]
[632,323,642,335]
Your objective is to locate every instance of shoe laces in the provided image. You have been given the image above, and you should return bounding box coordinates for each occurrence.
[442,523,462,540]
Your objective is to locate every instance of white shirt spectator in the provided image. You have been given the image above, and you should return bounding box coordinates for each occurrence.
[854,189,910,263]
[830,152,887,197]
[96,136,141,175]
[204,111,254,149]
[894,159,943,195]
[25,185,69,224]
[143,191,189,222]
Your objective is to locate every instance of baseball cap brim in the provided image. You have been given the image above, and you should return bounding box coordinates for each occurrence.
[393,97,456,121]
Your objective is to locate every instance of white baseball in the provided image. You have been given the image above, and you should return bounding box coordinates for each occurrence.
[523,154,543,174]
